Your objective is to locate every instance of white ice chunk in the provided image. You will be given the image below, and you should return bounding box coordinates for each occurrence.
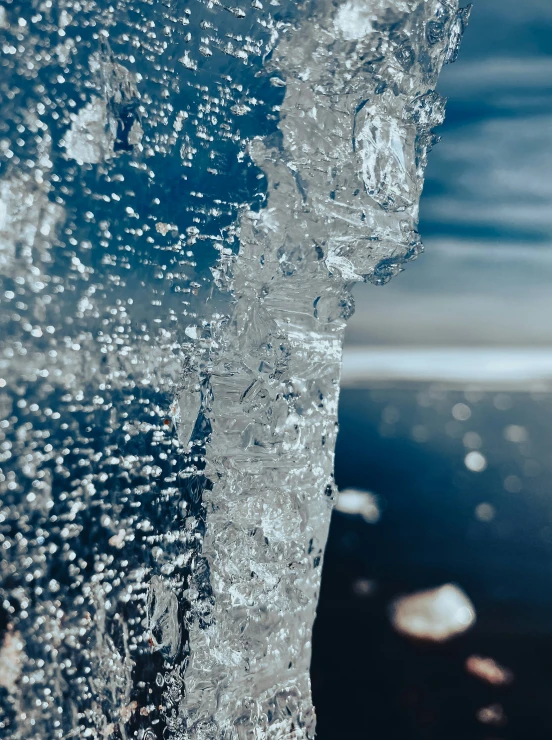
[390,584,476,642]
[335,488,381,523]
[477,703,507,727]
[0,630,24,694]
[466,655,513,686]
[334,0,374,41]
[63,98,111,164]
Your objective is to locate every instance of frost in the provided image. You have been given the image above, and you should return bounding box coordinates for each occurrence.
[0,0,470,738]
[390,584,476,641]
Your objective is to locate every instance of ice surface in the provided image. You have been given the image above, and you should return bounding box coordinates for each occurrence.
[0,1,469,738]
[390,584,476,641]
[0,629,23,695]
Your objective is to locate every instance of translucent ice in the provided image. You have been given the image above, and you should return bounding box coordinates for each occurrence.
[0,1,470,738]
[0,630,23,695]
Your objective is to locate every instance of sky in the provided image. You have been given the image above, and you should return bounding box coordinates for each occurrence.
[346,0,552,349]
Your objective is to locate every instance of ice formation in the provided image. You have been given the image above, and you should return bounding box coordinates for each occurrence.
[335,489,381,523]
[0,1,470,738]
[476,703,507,727]
[390,583,476,642]
[466,655,514,686]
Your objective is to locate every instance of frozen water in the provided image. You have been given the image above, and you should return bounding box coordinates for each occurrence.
[0,629,23,695]
[0,1,469,738]
[335,489,381,523]
[476,703,507,727]
[466,655,514,686]
[390,584,476,642]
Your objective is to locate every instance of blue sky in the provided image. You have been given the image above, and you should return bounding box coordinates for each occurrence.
[347,0,552,348]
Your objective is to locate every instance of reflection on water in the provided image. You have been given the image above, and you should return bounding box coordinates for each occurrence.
[314,384,552,739]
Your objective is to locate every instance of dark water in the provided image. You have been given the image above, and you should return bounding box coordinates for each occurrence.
[314,385,552,739]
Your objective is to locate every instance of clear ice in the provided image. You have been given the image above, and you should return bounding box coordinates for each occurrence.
[0,1,470,738]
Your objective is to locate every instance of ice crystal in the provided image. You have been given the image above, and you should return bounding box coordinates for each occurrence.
[0,1,469,738]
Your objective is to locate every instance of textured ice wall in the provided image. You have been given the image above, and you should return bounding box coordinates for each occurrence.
[0,1,469,738]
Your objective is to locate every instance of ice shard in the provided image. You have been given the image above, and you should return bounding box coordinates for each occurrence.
[0,1,469,738]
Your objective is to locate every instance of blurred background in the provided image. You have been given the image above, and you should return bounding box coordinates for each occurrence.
[313,2,552,738]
